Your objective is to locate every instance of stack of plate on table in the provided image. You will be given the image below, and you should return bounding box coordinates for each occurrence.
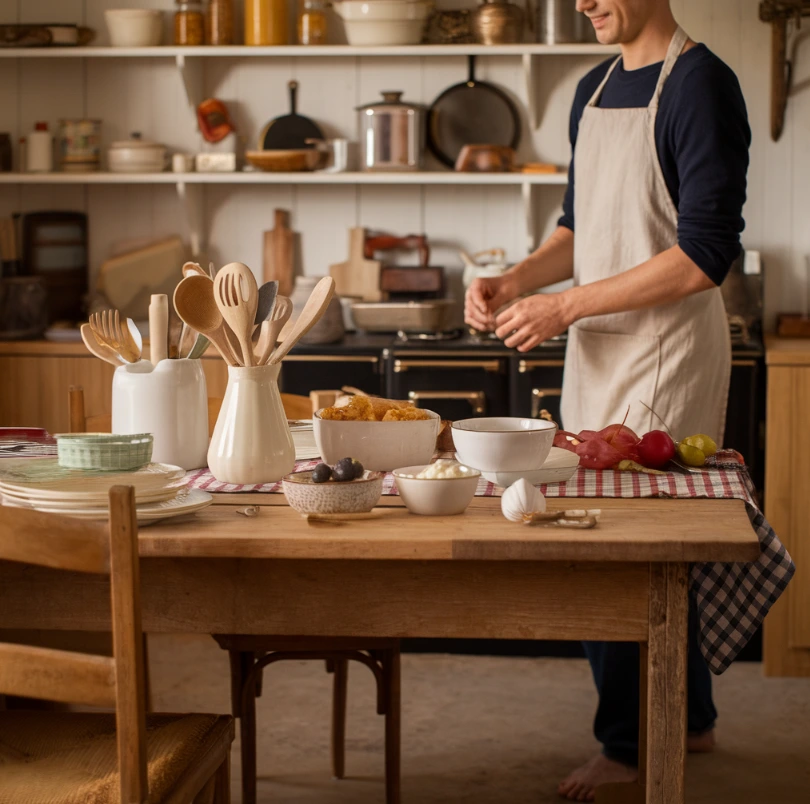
[289,420,320,461]
[0,459,212,525]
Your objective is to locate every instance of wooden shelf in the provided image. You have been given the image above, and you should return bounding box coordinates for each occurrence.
[0,44,617,59]
[0,171,568,186]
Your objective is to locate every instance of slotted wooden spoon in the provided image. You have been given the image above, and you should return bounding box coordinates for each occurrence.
[255,295,292,365]
[214,262,259,367]
[173,274,239,366]
[268,276,335,365]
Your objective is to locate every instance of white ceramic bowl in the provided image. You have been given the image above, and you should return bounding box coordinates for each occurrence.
[452,417,557,473]
[104,9,163,47]
[393,464,480,516]
[108,136,167,173]
[282,470,384,515]
[313,409,440,472]
[333,0,433,45]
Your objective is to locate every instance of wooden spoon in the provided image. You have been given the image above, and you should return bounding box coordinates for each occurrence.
[255,296,292,365]
[173,274,239,366]
[214,262,259,368]
[268,276,335,365]
[80,323,124,367]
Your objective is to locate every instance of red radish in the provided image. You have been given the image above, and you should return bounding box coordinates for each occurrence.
[636,430,675,469]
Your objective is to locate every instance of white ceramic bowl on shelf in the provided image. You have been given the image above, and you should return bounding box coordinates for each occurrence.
[451,417,558,473]
[333,0,433,46]
[393,464,480,516]
[313,409,440,472]
[104,9,163,47]
[108,134,167,173]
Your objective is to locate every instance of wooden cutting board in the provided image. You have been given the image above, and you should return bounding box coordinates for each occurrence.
[263,209,295,297]
[329,227,383,302]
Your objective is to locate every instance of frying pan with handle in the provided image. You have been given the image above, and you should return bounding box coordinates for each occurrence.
[260,80,324,150]
[427,55,521,168]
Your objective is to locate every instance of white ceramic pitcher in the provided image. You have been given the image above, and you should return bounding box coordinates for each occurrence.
[208,363,295,484]
[112,358,208,470]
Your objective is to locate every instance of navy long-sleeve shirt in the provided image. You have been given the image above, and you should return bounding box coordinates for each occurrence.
[558,44,751,286]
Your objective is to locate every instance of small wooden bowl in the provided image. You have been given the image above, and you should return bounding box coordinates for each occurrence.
[245,149,325,172]
[454,144,515,173]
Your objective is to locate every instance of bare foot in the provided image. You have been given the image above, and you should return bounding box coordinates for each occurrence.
[687,728,716,753]
[557,754,637,802]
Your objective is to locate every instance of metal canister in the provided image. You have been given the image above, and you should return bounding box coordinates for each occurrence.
[537,1,597,44]
[356,92,425,172]
[58,119,102,172]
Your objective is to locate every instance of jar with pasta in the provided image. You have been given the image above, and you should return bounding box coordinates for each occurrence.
[298,0,327,45]
[175,0,205,45]
[206,0,234,45]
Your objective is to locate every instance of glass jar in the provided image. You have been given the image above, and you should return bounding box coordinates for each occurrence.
[175,0,205,45]
[245,0,288,45]
[298,0,327,45]
[206,0,234,45]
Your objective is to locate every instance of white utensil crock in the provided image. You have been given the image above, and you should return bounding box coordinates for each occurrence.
[112,359,209,470]
[208,364,295,484]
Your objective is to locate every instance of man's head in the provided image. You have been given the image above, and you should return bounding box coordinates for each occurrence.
[575,0,672,45]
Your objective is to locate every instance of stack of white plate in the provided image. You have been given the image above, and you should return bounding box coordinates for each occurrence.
[290,421,320,461]
[0,459,212,525]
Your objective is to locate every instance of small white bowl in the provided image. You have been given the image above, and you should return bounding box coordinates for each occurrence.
[452,417,557,473]
[393,464,480,516]
[105,9,163,47]
[282,470,384,515]
[313,409,440,472]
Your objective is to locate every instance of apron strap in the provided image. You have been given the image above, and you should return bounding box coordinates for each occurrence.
[649,26,690,111]
[586,56,622,107]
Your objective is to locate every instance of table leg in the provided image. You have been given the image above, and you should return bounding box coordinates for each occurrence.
[645,563,688,804]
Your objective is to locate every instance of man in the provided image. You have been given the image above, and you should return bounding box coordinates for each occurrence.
[465,0,750,800]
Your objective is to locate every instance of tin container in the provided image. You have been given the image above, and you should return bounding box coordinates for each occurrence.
[58,119,101,172]
[357,91,425,172]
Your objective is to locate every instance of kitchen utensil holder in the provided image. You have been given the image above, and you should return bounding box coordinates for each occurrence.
[208,363,295,484]
[112,358,209,470]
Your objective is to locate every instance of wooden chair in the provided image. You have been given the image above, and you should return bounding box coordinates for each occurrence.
[0,486,234,803]
[68,386,403,804]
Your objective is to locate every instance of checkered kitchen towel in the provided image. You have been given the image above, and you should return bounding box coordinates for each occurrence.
[186,459,794,675]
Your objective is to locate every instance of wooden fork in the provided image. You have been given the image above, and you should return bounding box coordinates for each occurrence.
[89,310,141,363]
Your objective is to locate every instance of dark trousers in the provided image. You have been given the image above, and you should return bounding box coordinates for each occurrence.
[582,601,717,767]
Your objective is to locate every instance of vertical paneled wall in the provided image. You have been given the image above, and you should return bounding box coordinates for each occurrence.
[0,0,808,327]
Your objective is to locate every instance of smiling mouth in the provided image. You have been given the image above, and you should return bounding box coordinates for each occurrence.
[589,13,610,28]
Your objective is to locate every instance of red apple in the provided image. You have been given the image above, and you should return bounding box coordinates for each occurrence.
[636,430,676,469]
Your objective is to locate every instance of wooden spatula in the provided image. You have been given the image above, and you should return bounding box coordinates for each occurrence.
[268,277,335,365]
[214,262,259,368]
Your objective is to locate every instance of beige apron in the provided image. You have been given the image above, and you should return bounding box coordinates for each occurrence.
[560,26,730,442]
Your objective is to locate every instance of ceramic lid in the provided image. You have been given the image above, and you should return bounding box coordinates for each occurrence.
[109,132,165,151]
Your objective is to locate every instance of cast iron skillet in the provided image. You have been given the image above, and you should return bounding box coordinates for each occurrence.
[427,55,521,168]
[260,80,324,150]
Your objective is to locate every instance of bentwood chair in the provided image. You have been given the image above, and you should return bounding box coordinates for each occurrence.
[68,386,403,804]
[0,486,234,803]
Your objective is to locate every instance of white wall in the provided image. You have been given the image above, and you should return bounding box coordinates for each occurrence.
[0,0,807,327]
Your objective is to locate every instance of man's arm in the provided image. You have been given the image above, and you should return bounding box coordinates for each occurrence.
[494,245,715,352]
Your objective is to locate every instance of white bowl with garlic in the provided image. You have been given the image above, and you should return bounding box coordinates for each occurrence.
[393,460,480,516]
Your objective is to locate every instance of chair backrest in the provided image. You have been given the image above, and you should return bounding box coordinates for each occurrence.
[70,386,313,437]
[0,486,148,803]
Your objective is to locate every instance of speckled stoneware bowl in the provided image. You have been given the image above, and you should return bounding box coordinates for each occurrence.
[282,470,384,515]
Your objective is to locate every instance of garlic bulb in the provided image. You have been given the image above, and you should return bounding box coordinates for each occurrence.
[501,478,546,522]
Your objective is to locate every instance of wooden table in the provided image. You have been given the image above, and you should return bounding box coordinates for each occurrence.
[0,494,759,804]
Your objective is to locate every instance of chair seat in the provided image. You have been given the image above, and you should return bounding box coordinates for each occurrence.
[0,711,233,804]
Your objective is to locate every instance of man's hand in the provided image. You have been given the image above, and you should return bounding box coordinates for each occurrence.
[464,276,519,331]
[494,292,572,352]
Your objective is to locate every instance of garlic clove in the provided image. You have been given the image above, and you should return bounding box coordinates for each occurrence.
[501,477,546,523]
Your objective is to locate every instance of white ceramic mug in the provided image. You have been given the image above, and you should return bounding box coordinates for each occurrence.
[112,358,209,470]
[208,363,295,484]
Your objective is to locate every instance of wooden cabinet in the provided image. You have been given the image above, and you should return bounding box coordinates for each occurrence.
[0,341,227,434]
[764,336,810,677]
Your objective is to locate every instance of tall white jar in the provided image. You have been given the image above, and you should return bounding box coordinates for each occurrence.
[112,358,208,470]
[208,363,295,484]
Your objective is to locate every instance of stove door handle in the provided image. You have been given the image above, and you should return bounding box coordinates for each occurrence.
[408,390,486,416]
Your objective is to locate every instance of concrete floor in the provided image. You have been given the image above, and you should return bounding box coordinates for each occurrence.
[148,634,810,804]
